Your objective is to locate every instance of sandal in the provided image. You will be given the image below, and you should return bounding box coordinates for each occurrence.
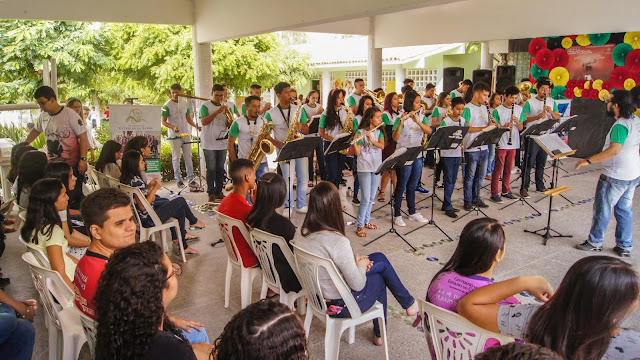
[356,227,367,238]
[2,219,16,225]
[364,223,379,230]
[378,192,385,202]
[189,222,206,230]
[2,226,16,233]
[184,247,199,255]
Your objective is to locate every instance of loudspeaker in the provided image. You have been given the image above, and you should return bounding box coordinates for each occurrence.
[472,69,493,89]
[443,67,464,93]
[568,97,616,158]
[495,65,516,94]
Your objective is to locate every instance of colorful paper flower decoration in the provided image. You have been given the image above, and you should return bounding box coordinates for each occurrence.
[582,89,593,99]
[549,67,569,86]
[624,32,640,49]
[592,79,603,90]
[551,86,567,99]
[624,78,636,90]
[564,88,575,99]
[566,79,578,90]
[610,66,631,89]
[530,64,549,80]
[598,89,610,101]
[529,37,547,57]
[576,35,591,46]
[574,87,583,97]
[613,43,634,66]
[625,49,640,73]
[535,48,556,70]
[584,80,591,89]
[589,33,611,46]
[602,80,613,91]
[546,37,563,50]
[552,48,569,68]
[589,89,600,99]
[576,79,586,89]
[635,108,640,117]
[561,37,573,49]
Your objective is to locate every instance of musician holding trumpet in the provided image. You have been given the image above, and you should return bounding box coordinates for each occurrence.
[241,84,272,116]
[489,86,526,204]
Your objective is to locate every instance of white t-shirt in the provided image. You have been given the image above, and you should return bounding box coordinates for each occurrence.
[346,93,363,108]
[422,97,436,116]
[228,116,269,163]
[462,102,490,152]
[493,104,525,150]
[601,116,640,180]
[430,106,448,126]
[162,99,192,138]
[264,104,299,144]
[35,106,86,165]
[199,101,229,151]
[450,89,464,100]
[393,113,429,149]
[355,129,384,172]
[523,96,557,128]
[319,108,348,139]
[438,117,465,158]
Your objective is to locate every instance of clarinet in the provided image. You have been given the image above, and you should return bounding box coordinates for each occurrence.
[507,104,515,146]
[459,118,466,165]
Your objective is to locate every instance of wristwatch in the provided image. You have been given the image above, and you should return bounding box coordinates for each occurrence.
[80,157,87,161]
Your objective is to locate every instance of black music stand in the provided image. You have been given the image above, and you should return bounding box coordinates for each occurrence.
[372,124,405,214]
[276,136,322,218]
[453,127,509,223]
[323,132,357,219]
[416,125,441,206]
[364,146,423,251]
[307,115,321,185]
[499,119,557,213]
[405,126,468,238]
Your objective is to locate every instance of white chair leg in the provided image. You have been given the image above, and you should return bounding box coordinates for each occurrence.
[240,268,253,309]
[224,259,232,308]
[379,315,389,360]
[259,277,268,300]
[303,303,313,337]
[175,226,186,263]
[325,321,343,360]
[48,323,59,360]
[297,296,307,315]
[160,230,168,252]
[347,326,356,344]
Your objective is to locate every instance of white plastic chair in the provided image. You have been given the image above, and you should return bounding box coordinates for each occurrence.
[291,242,389,360]
[250,228,306,313]
[78,310,98,359]
[86,165,99,191]
[106,174,121,189]
[216,211,263,309]
[95,171,111,189]
[20,234,52,268]
[418,299,514,360]
[13,199,26,229]
[119,183,186,262]
[22,252,86,360]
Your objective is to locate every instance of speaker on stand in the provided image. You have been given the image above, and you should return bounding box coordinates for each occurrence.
[443,67,464,93]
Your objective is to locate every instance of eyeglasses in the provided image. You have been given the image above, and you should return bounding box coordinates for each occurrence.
[36,99,49,107]
[167,262,182,279]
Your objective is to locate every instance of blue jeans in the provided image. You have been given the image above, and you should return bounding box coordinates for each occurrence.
[487,144,496,174]
[169,136,194,183]
[353,155,359,199]
[442,157,461,210]
[324,140,347,189]
[203,149,226,195]
[463,150,488,203]
[587,174,640,250]
[181,326,210,344]
[357,172,381,227]
[329,253,415,337]
[394,156,423,216]
[281,157,308,209]
[147,196,198,249]
[0,304,35,360]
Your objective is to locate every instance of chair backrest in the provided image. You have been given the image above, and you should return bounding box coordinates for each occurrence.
[95,171,111,189]
[250,228,302,292]
[22,252,75,331]
[291,242,362,319]
[86,165,99,190]
[20,235,51,268]
[78,309,98,358]
[418,299,514,360]
[215,211,254,268]
[106,174,121,189]
[119,183,164,228]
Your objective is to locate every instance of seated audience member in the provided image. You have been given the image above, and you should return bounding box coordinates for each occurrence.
[14,150,48,208]
[210,300,308,360]
[475,342,563,360]
[246,173,302,293]
[427,217,518,312]
[217,159,259,268]
[458,256,640,360]
[20,179,77,289]
[120,150,204,255]
[123,135,152,181]
[296,181,419,346]
[74,188,209,344]
[94,140,123,179]
[7,142,32,185]
[0,289,37,360]
[94,242,212,360]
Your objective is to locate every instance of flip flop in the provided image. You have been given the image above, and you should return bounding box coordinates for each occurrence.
[364,223,379,230]
[189,224,206,230]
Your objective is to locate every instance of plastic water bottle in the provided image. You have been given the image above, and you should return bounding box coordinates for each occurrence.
[346,187,353,197]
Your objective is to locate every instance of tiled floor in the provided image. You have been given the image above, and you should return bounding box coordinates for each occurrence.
[3,157,639,359]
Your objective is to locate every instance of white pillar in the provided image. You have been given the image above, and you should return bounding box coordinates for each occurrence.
[480,41,491,70]
[192,28,213,99]
[367,17,382,90]
[395,64,405,94]
[321,69,332,105]
[50,58,58,99]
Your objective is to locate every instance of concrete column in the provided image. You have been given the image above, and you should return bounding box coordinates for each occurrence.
[192,28,213,99]
[367,17,382,90]
[321,69,332,105]
[50,58,58,99]
[480,41,491,70]
[395,64,405,94]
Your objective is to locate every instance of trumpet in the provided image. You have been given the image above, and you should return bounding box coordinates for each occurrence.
[363,88,385,110]
[350,124,384,145]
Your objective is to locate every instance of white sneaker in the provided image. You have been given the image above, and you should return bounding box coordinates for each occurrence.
[394,216,406,227]
[296,206,308,214]
[409,213,429,223]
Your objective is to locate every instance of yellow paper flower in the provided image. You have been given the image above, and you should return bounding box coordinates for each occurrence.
[624,32,640,49]
[576,35,591,46]
[584,80,591,89]
[624,78,636,90]
[549,67,570,86]
[574,88,583,97]
[635,108,640,117]
[562,37,573,49]
[592,79,603,90]
[598,89,610,101]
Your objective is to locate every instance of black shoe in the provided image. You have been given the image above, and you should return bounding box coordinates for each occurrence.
[441,206,460,212]
[436,183,444,189]
[613,246,631,257]
[352,198,360,205]
[502,192,517,200]
[476,199,489,208]
[490,195,503,204]
[464,202,473,211]
[575,241,602,252]
[0,277,10,287]
[445,209,458,218]
[520,189,530,199]
[536,188,548,193]
[177,181,185,187]
[340,178,347,185]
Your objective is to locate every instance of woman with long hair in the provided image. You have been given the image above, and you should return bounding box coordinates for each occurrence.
[94,241,210,360]
[95,140,123,179]
[319,88,348,189]
[378,92,401,202]
[296,181,419,346]
[7,142,31,184]
[210,300,308,360]
[120,150,204,255]
[303,90,326,184]
[20,178,77,289]
[351,95,375,206]
[246,173,302,293]
[431,92,451,128]
[458,256,640,360]
[15,150,48,208]
[391,91,432,227]
[124,135,151,157]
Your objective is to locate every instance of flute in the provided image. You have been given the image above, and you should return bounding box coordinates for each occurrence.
[350,124,384,145]
[507,104,515,146]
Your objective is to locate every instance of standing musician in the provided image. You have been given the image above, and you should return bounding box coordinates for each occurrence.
[439,97,467,218]
[521,78,561,198]
[351,95,375,206]
[264,82,309,213]
[430,92,452,188]
[421,83,437,115]
[302,90,326,184]
[228,96,272,182]
[241,84,271,116]
[403,78,415,90]
[391,90,432,227]
[451,79,472,101]
[319,89,349,189]
[346,78,365,114]
[378,92,402,202]
[221,84,240,118]
[489,86,525,204]
[199,84,231,203]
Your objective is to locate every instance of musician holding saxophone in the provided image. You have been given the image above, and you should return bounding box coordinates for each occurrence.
[319,88,349,189]
[264,82,309,214]
[489,86,525,204]
[241,84,272,116]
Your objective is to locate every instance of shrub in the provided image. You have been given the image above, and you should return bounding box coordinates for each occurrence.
[94,121,111,145]
[159,141,201,182]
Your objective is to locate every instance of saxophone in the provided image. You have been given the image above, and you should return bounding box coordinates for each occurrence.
[339,105,355,154]
[283,103,303,143]
[247,119,275,171]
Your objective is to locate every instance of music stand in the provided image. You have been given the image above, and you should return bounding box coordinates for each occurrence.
[453,127,509,223]
[276,136,322,218]
[307,115,321,185]
[364,146,423,251]
[499,119,557,213]
[405,126,468,238]
[322,132,358,219]
[415,125,441,206]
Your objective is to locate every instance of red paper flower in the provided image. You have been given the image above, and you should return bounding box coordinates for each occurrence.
[535,48,555,70]
[552,49,569,68]
[610,66,631,89]
[564,88,575,99]
[602,80,613,91]
[529,37,547,57]
[576,79,586,89]
[625,49,640,73]
[632,72,640,83]
[590,89,600,99]
[566,79,577,90]
[567,35,578,40]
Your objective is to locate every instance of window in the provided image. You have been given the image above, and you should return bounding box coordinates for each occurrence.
[345,71,368,87]
[382,71,396,85]
[406,69,438,90]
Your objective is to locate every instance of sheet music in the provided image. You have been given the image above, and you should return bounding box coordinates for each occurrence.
[534,133,574,157]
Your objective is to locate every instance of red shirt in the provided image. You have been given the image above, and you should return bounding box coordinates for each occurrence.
[217,193,258,268]
[73,251,108,319]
